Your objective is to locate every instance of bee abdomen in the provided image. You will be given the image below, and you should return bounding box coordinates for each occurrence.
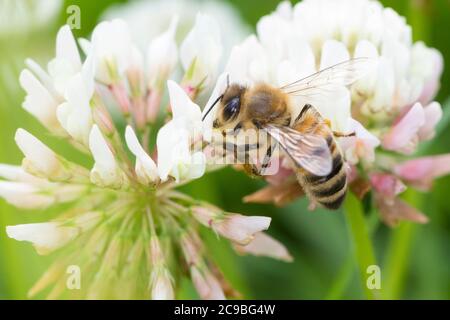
[301,143,347,210]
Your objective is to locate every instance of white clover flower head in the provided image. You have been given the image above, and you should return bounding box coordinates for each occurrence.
[230,0,447,226]
[0,19,287,300]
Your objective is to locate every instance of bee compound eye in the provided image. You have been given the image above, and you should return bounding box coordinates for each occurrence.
[223,97,240,121]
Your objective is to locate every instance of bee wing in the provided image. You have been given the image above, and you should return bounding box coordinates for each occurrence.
[265,125,332,176]
[279,57,375,98]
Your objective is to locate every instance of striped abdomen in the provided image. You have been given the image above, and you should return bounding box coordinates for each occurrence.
[293,104,347,210]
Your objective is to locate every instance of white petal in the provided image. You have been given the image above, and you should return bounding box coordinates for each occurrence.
[19,69,60,132]
[180,13,222,87]
[223,215,271,245]
[89,125,116,172]
[156,121,178,181]
[156,118,204,183]
[89,125,123,188]
[57,73,93,146]
[369,57,395,113]
[0,182,53,209]
[186,152,206,180]
[81,47,96,99]
[0,164,46,184]
[125,126,158,184]
[146,16,178,88]
[25,58,58,98]
[167,80,202,122]
[15,129,60,177]
[78,38,91,55]
[6,222,78,255]
[352,119,380,148]
[353,40,379,93]
[315,86,352,132]
[320,40,350,69]
[234,232,293,262]
[56,25,82,70]
[90,19,133,84]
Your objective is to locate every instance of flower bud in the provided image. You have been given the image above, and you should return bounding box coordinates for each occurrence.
[192,206,271,245]
[191,266,225,300]
[151,268,174,300]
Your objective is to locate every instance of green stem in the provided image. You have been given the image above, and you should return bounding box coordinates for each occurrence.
[326,207,380,299]
[325,256,354,300]
[383,223,416,299]
[344,192,381,300]
[383,190,421,299]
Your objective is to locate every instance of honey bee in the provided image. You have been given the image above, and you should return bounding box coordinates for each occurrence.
[203,58,373,210]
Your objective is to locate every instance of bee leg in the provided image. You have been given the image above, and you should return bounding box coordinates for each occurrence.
[308,201,318,211]
[259,145,273,176]
[324,119,356,138]
[333,131,356,138]
[241,164,261,178]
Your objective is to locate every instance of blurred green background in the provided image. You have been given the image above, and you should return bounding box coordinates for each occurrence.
[0,0,449,300]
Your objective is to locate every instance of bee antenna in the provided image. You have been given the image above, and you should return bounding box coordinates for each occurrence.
[226,74,230,89]
[202,94,223,122]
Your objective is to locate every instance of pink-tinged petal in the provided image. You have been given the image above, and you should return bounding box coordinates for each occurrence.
[418,102,443,141]
[233,232,293,262]
[340,119,380,165]
[370,173,406,201]
[393,154,450,189]
[347,165,359,184]
[180,232,203,266]
[382,103,425,154]
[109,83,131,115]
[191,267,225,300]
[146,89,162,124]
[215,215,271,245]
[375,195,429,227]
[192,207,271,245]
[419,49,444,105]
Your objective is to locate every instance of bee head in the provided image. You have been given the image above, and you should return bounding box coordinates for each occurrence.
[212,84,246,132]
[204,83,288,135]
